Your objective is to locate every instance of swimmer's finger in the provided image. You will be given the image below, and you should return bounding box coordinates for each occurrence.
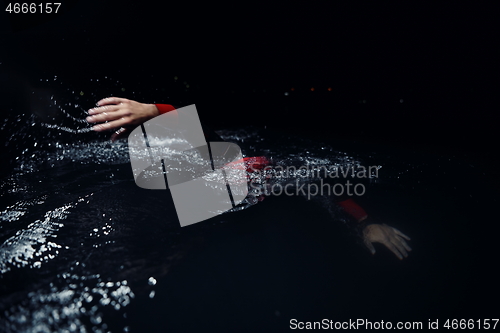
[393,227,411,241]
[384,241,403,260]
[397,236,412,252]
[87,110,130,123]
[97,97,128,106]
[391,238,408,258]
[382,224,410,241]
[92,117,130,132]
[88,105,120,115]
[364,240,376,255]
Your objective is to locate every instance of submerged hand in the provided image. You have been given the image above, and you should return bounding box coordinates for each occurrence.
[362,223,411,260]
[86,97,159,141]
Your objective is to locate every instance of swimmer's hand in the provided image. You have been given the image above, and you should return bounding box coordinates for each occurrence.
[362,223,411,260]
[86,97,160,142]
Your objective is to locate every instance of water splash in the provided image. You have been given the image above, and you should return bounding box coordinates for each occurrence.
[2,271,135,333]
[0,194,93,274]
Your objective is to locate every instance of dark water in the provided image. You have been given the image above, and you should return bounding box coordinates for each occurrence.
[1,79,499,332]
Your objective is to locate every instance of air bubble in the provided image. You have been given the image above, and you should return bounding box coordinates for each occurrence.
[148,277,157,286]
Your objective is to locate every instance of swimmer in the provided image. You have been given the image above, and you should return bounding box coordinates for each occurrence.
[86,97,412,260]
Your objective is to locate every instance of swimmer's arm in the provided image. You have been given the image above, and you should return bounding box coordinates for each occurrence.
[337,197,411,260]
[337,198,368,222]
[87,97,162,131]
[155,104,177,114]
[86,98,177,141]
[87,99,222,143]
[362,223,412,260]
